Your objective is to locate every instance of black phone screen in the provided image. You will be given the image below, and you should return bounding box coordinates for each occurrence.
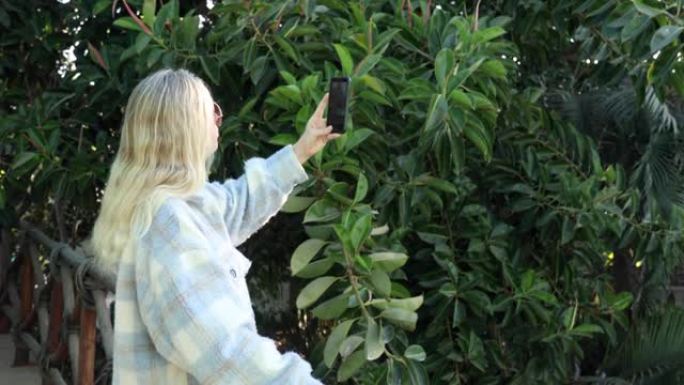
[327,77,350,133]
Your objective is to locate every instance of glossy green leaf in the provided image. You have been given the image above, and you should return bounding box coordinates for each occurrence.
[294,257,335,278]
[295,276,338,309]
[405,344,426,361]
[354,172,368,203]
[200,56,220,85]
[355,54,382,76]
[291,239,328,275]
[650,26,683,53]
[370,268,391,297]
[11,152,37,170]
[274,35,299,61]
[324,319,355,368]
[473,26,507,43]
[369,252,408,272]
[304,199,340,223]
[425,94,448,132]
[406,359,429,385]
[143,0,156,27]
[369,295,424,311]
[449,89,473,109]
[333,44,354,76]
[345,128,375,151]
[434,48,454,90]
[312,294,349,319]
[350,212,372,250]
[571,323,604,337]
[337,350,366,382]
[463,120,492,161]
[281,195,316,214]
[380,308,418,331]
[480,59,507,79]
[632,0,666,17]
[609,292,634,311]
[339,335,365,358]
[365,318,384,360]
[113,17,143,32]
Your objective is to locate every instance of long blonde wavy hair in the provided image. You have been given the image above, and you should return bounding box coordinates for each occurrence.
[89,68,217,273]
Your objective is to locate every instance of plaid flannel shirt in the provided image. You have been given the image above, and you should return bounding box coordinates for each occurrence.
[112,144,323,385]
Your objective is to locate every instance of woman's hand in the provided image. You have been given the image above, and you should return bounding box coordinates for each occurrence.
[292,93,342,164]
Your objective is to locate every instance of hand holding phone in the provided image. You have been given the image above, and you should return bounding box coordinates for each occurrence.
[292,93,343,164]
[326,77,350,133]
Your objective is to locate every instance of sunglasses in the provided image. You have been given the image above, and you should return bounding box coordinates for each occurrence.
[213,102,223,127]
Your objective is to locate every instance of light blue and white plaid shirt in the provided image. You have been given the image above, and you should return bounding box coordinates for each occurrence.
[112,144,322,385]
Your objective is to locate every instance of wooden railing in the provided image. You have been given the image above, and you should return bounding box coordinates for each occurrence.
[0,221,115,385]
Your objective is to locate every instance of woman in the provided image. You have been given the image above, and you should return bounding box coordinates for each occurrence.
[89,68,340,385]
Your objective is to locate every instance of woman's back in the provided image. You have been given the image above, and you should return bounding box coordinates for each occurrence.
[93,68,339,384]
[113,145,321,385]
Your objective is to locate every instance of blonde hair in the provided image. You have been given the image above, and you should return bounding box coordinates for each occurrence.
[89,68,217,273]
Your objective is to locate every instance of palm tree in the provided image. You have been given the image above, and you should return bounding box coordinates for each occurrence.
[581,306,684,385]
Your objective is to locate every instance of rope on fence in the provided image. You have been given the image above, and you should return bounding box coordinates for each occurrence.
[0,220,118,385]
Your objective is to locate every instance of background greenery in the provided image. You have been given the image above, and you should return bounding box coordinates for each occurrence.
[1,0,684,384]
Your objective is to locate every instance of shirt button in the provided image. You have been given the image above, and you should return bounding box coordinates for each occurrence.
[229,268,237,278]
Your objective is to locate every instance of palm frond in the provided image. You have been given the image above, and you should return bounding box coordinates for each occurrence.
[550,84,684,217]
[606,306,684,385]
[601,86,640,130]
[631,131,684,218]
[576,375,633,385]
[644,87,679,135]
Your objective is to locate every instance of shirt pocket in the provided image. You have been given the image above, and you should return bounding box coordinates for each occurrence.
[218,246,257,329]
[217,244,251,297]
[218,243,251,278]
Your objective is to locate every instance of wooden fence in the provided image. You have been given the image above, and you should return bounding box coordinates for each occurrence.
[0,220,115,385]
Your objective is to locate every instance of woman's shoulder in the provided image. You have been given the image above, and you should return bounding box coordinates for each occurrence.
[142,198,207,249]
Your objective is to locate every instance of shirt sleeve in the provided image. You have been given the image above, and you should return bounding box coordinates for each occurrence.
[135,203,323,385]
[205,144,309,247]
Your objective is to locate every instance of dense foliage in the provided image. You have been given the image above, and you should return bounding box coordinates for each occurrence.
[1,0,683,384]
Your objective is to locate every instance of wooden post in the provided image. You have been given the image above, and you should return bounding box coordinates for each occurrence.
[78,306,96,385]
[47,280,68,362]
[0,228,11,332]
[14,249,33,366]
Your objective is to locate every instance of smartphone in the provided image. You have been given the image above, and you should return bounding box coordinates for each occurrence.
[326,77,351,133]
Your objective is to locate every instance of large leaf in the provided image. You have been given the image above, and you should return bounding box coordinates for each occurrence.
[434,48,454,90]
[369,268,391,297]
[463,120,492,161]
[650,26,683,53]
[337,350,366,382]
[365,318,384,360]
[405,345,426,362]
[296,276,338,309]
[425,94,448,132]
[11,152,37,170]
[334,44,354,76]
[369,295,424,311]
[350,212,372,250]
[142,0,156,26]
[369,252,408,272]
[312,294,349,319]
[632,0,667,17]
[295,257,335,278]
[324,319,355,368]
[354,172,368,203]
[200,56,220,85]
[380,308,418,331]
[290,239,328,275]
[281,195,316,213]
